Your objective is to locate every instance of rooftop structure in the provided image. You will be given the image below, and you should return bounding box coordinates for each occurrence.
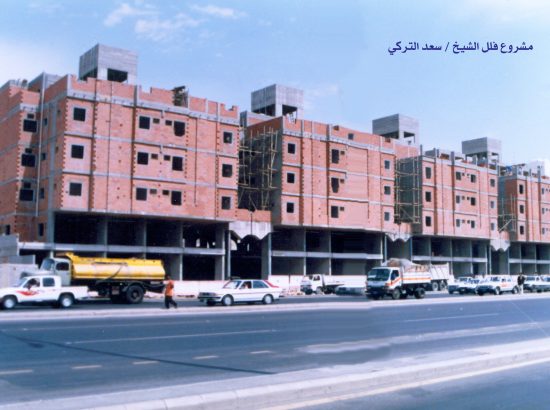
[251,84,303,120]
[462,137,502,164]
[372,114,419,145]
[79,44,138,84]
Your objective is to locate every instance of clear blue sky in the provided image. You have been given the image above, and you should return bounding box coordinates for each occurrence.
[1,0,549,164]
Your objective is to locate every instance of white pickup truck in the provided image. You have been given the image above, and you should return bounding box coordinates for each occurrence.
[300,274,364,295]
[0,275,88,310]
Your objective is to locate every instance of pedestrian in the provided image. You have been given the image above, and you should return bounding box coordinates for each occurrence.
[164,275,178,309]
[517,273,525,294]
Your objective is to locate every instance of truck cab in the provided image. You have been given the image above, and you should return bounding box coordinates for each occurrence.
[37,257,72,285]
[366,265,429,300]
[301,274,324,295]
[300,274,347,295]
[366,267,401,299]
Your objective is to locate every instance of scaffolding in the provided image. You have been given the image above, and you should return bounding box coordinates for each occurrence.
[394,156,422,225]
[238,127,279,211]
[498,197,517,233]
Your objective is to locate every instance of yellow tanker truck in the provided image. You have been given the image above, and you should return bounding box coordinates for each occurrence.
[26,253,166,304]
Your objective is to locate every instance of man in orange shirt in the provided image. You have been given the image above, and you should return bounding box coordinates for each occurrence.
[164,275,178,309]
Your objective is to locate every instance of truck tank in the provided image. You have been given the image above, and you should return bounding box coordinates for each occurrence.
[63,253,165,281]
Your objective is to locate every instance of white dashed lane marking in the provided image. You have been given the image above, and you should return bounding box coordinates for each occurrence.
[133,361,158,365]
[0,369,33,376]
[404,313,499,322]
[66,329,275,345]
[193,355,218,360]
[250,350,273,355]
[71,365,102,370]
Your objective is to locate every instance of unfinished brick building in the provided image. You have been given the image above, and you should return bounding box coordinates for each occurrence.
[0,45,240,279]
[1,44,550,279]
[237,112,417,278]
[497,164,550,274]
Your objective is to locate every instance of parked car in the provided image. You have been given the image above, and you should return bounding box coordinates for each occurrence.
[524,275,544,292]
[448,277,473,294]
[457,278,480,294]
[198,279,282,306]
[532,276,550,292]
[476,276,518,295]
[335,285,366,296]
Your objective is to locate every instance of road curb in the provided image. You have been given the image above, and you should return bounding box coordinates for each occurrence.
[2,292,550,322]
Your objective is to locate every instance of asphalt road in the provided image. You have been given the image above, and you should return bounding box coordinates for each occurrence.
[1,295,550,407]
[308,360,550,410]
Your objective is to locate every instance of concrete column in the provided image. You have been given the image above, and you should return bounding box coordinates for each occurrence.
[137,219,146,257]
[328,230,332,275]
[214,225,226,280]
[383,235,387,261]
[450,239,454,276]
[261,233,272,279]
[225,229,231,280]
[176,221,183,247]
[301,228,306,276]
[487,245,492,275]
[98,217,108,257]
[214,256,224,280]
[167,254,182,280]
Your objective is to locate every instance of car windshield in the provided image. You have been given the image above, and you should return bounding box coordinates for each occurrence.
[40,258,55,271]
[14,278,29,287]
[367,268,391,281]
[223,280,241,289]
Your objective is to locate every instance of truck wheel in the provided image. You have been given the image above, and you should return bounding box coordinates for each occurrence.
[2,296,17,310]
[125,285,144,304]
[414,288,426,299]
[315,287,324,295]
[57,294,74,308]
[221,295,233,306]
[391,289,401,300]
[431,282,439,292]
[262,294,274,305]
[494,287,501,295]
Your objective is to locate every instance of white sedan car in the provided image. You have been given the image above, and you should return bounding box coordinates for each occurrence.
[198,279,282,306]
